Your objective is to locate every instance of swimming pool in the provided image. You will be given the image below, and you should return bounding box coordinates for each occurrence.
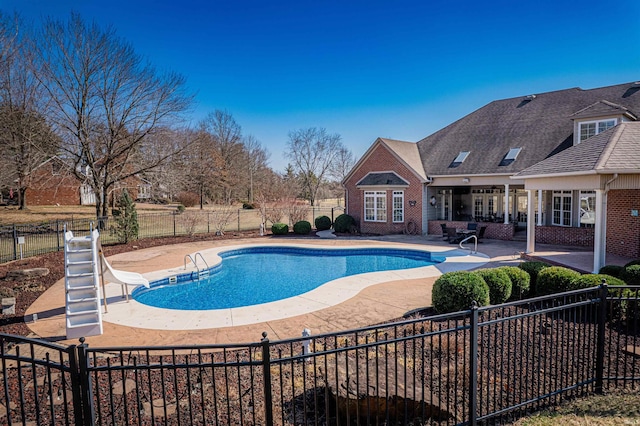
[132,246,444,310]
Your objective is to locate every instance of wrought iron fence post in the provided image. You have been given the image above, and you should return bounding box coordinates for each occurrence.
[261,332,274,426]
[56,220,61,252]
[595,282,608,394]
[76,338,96,425]
[12,224,17,261]
[207,211,210,234]
[173,212,176,236]
[66,344,85,426]
[469,301,479,426]
[238,209,241,232]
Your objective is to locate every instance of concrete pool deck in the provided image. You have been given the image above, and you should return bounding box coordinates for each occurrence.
[25,234,628,347]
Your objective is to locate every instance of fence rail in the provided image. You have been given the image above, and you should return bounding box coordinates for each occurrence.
[0,206,344,263]
[1,284,639,425]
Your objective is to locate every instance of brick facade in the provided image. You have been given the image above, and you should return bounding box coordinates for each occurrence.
[26,164,82,206]
[344,143,424,235]
[606,189,640,259]
[535,226,594,247]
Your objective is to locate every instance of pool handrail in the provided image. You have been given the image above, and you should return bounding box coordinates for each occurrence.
[183,252,210,280]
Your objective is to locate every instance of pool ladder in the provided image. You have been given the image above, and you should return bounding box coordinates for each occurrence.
[184,252,210,281]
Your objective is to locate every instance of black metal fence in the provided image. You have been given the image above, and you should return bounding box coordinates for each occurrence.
[0,207,345,264]
[1,284,639,425]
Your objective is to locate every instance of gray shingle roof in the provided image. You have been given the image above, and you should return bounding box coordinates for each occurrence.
[356,172,409,186]
[378,138,427,181]
[516,122,640,177]
[416,82,640,176]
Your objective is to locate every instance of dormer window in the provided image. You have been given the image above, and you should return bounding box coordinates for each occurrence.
[450,151,470,168]
[579,119,616,142]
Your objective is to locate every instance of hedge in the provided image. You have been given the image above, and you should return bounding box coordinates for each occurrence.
[500,266,531,301]
[432,271,490,314]
[536,266,582,295]
[476,269,512,305]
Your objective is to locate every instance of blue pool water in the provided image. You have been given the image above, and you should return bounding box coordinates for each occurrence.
[132,246,442,310]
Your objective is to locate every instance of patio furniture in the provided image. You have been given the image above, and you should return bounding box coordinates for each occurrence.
[467,223,478,231]
[477,226,487,242]
[440,223,448,240]
[446,227,463,244]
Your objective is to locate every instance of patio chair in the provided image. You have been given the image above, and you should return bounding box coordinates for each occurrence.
[467,223,478,231]
[446,227,462,244]
[477,226,487,242]
[440,223,449,240]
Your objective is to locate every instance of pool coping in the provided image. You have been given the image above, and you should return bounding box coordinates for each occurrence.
[100,242,489,331]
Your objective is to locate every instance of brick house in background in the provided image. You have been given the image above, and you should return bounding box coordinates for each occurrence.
[343,81,640,270]
[24,156,152,207]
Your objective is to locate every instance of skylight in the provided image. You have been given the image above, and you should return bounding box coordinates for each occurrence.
[453,151,470,163]
[505,147,522,161]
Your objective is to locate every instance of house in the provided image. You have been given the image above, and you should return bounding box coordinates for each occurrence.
[25,157,153,207]
[343,81,640,270]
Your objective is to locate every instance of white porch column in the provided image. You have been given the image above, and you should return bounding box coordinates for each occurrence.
[593,189,606,273]
[504,184,510,224]
[537,189,543,226]
[526,190,536,253]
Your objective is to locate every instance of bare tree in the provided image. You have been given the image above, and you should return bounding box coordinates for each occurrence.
[199,110,244,204]
[34,13,193,217]
[285,127,342,206]
[242,134,270,204]
[0,12,58,209]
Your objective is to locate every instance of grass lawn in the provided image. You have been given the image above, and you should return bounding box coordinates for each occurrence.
[511,391,640,425]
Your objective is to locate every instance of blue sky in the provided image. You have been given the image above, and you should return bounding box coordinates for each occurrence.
[3,0,640,172]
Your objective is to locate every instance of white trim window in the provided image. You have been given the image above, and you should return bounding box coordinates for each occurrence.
[392,191,404,222]
[552,190,572,226]
[579,191,596,228]
[579,119,616,142]
[364,191,387,222]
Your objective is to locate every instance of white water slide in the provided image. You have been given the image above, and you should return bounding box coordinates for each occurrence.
[64,228,149,339]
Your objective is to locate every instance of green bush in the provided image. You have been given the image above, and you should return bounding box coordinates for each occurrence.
[518,261,551,296]
[500,266,531,301]
[571,274,626,289]
[624,259,640,268]
[476,269,512,304]
[114,190,139,244]
[176,204,186,213]
[271,223,289,235]
[242,202,257,209]
[621,265,640,286]
[333,214,356,233]
[293,220,312,235]
[432,271,490,314]
[314,215,332,231]
[536,266,582,295]
[599,265,624,278]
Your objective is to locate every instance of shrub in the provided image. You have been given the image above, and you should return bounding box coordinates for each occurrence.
[624,259,640,268]
[314,215,332,231]
[432,271,489,314]
[333,214,355,233]
[176,204,186,213]
[242,202,257,209]
[500,266,531,301]
[518,261,551,295]
[475,269,512,304]
[571,274,626,289]
[535,266,581,295]
[599,265,624,278]
[271,223,289,235]
[621,265,640,286]
[175,191,199,207]
[0,287,15,299]
[114,190,139,244]
[293,220,312,235]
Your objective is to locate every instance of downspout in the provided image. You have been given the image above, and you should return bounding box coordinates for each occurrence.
[604,173,619,194]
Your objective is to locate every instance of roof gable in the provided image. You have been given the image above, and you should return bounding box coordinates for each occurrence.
[570,100,637,120]
[356,172,409,187]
